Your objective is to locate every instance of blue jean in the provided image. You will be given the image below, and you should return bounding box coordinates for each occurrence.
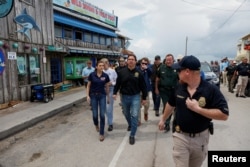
[151,83,161,111]
[90,93,106,135]
[106,86,114,125]
[121,94,140,137]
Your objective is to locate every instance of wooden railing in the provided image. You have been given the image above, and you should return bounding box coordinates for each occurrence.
[55,37,120,52]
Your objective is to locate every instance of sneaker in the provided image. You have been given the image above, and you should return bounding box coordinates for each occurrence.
[95,126,99,132]
[99,135,104,142]
[129,136,135,145]
[236,93,238,97]
[240,95,246,98]
[108,125,113,131]
[127,126,131,131]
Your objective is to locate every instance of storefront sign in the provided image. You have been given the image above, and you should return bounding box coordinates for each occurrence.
[53,0,118,27]
[0,0,14,18]
[0,49,6,75]
[8,52,16,60]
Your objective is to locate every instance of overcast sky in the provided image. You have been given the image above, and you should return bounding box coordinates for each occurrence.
[90,0,250,62]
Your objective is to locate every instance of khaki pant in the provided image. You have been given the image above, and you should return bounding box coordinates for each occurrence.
[236,76,249,96]
[138,95,150,122]
[222,71,228,86]
[172,129,210,167]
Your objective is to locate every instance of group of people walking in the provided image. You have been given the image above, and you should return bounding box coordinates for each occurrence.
[83,54,232,167]
[211,57,250,98]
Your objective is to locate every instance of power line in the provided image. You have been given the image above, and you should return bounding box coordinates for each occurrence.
[181,0,250,12]
[208,0,247,36]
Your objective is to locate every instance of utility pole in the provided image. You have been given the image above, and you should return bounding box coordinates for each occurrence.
[185,36,188,56]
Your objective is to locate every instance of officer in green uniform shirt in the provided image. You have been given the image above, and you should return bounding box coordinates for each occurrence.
[155,54,178,132]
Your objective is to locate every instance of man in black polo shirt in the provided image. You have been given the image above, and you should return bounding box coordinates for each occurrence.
[113,54,147,145]
[158,55,229,167]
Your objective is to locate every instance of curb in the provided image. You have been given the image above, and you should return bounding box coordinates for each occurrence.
[0,97,86,141]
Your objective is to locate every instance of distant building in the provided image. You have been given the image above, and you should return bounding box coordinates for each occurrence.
[236,34,250,62]
[0,0,131,104]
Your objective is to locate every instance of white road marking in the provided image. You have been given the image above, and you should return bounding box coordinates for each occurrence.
[109,132,129,167]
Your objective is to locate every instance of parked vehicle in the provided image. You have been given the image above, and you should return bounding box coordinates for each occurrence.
[200,62,220,88]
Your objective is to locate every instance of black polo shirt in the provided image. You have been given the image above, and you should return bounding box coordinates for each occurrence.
[168,80,229,133]
[236,63,250,76]
[113,66,148,100]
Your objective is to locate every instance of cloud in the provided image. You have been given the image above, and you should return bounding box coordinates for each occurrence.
[90,0,250,61]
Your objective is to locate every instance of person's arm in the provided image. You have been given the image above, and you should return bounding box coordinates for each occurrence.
[105,83,110,104]
[86,81,91,104]
[113,71,121,100]
[155,76,160,95]
[158,103,175,130]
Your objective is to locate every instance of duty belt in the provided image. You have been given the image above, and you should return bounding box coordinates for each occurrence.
[175,125,208,138]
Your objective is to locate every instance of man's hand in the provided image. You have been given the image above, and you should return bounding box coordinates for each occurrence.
[185,97,200,113]
[158,119,165,131]
[87,96,91,104]
[113,95,117,100]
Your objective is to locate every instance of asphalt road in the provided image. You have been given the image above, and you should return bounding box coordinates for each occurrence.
[0,85,249,167]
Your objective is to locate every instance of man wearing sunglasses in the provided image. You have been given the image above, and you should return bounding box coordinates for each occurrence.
[137,57,152,125]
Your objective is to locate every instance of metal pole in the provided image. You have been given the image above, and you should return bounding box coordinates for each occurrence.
[185,36,188,56]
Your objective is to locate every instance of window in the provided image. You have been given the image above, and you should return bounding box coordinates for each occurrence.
[75,31,82,40]
[106,38,111,46]
[55,25,62,37]
[84,32,92,42]
[100,36,105,45]
[64,28,73,39]
[117,38,122,47]
[17,54,41,85]
[93,34,99,44]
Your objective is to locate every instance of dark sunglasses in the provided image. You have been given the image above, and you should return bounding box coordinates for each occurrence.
[141,62,148,65]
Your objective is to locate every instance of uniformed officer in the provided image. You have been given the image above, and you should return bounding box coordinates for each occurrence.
[155,54,178,132]
[158,55,229,167]
[225,60,237,93]
[235,57,250,98]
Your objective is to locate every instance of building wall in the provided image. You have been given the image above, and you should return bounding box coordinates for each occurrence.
[0,0,55,103]
[236,34,250,62]
[0,0,128,104]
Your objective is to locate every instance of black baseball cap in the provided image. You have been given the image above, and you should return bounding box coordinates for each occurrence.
[155,55,161,60]
[173,55,201,71]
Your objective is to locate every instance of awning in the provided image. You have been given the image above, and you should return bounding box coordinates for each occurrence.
[54,13,117,37]
[68,47,122,56]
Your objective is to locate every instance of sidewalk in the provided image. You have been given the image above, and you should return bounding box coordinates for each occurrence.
[0,86,86,140]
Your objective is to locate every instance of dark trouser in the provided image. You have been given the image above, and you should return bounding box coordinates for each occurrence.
[151,83,161,111]
[90,93,106,136]
[159,89,173,126]
[163,103,172,126]
[227,75,234,92]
